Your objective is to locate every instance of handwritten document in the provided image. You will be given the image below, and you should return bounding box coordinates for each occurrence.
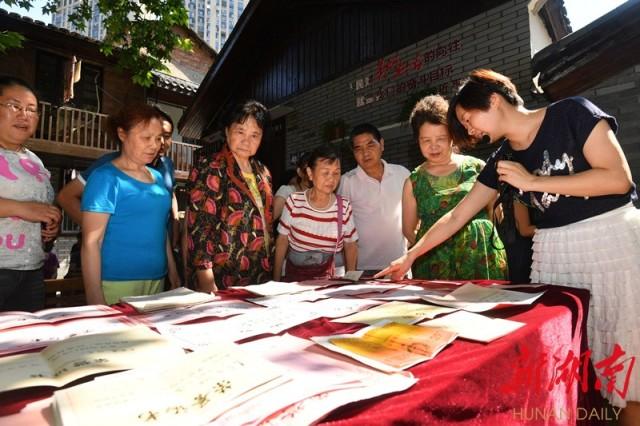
[334,301,456,325]
[215,334,416,425]
[120,287,218,312]
[52,342,288,426]
[0,315,139,356]
[421,310,525,342]
[0,305,122,331]
[312,321,457,373]
[137,299,258,327]
[0,326,185,392]
[420,283,545,312]
[158,298,379,348]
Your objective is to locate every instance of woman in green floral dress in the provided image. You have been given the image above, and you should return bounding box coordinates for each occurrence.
[402,95,507,280]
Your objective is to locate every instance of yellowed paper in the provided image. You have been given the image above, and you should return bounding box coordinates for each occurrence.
[313,322,457,372]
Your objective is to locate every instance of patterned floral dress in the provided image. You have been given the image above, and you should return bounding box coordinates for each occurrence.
[188,145,274,289]
[411,155,507,280]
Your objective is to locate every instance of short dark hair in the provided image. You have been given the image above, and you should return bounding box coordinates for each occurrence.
[153,106,173,131]
[307,144,340,169]
[409,94,449,139]
[448,69,523,147]
[0,76,38,101]
[108,103,165,145]
[350,123,382,146]
[223,100,269,131]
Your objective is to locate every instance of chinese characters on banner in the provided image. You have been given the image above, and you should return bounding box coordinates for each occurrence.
[351,39,462,108]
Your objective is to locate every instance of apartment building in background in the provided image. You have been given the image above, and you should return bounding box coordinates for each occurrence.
[51,0,249,49]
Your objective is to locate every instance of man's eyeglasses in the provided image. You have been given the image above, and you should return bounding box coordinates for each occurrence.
[0,102,39,118]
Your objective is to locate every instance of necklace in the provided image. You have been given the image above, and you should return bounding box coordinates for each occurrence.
[307,190,333,210]
[0,142,25,153]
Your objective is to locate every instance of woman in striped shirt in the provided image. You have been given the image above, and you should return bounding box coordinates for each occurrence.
[274,145,358,281]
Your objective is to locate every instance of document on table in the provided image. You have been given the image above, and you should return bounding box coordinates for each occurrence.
[317,283,405,298]
[214,334,416,425]
[363,285,449,301]
[157,298,380,348]
[0,326,185,393]
[312,321,457,373]
[0,305,122,331]
[137,299,258,326]
[52,342,288,426]
[238,280,327,297]
[120,287,218,313]
[0,315,140,356]
[421,310,525,342]
[334,301,456,325]
[247,290,328,308]
[420,283,545,312]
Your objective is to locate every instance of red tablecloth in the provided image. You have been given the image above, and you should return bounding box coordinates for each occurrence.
[0,282,596,426]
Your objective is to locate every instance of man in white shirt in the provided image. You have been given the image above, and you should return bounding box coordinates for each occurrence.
[338,123,410,275]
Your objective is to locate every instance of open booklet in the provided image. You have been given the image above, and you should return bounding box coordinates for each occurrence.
[0,326,185,393]
[312,321,457,373]
[0,305,122,332]
[120,287,218,313]
[52,341,289,426]
[420,283,545,312]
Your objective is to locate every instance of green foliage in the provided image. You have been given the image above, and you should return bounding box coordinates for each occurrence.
[0,30,25,54]
[0,0,193,87]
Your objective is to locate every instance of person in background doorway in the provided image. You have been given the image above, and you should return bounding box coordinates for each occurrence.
[338,123,409,276]
[273,153,312,220]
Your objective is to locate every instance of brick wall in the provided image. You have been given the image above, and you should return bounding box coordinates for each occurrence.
[578,65,640,180]
[283,0,536,171]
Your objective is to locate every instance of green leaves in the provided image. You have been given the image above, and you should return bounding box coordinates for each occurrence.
[1,0,193,87]
[0,30,25,54]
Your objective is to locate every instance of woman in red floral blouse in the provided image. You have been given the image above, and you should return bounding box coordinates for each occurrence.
[187,101,273,291]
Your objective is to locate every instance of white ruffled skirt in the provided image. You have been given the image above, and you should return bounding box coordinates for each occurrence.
[531,203,640,408]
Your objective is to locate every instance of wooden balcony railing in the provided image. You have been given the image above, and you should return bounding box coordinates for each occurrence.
[29,101,199,179]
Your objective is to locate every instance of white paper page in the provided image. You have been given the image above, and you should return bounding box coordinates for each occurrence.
[156,306,323,348]
[302,297,383,319]
[317,283,404,298]
[53,342,287,426]
[334,301,456,325]
[0,316,139,356]
[215,334,415,426]
[0,326,185,392]
[420,283,545,312]
[0,305,121,331]
[259,373,416,426]
[247,290,328,308]
[421,310,525,342]
[363,286,449,301]
[237,280,324,297]
[137,299,258,326]
[120,287,218,312]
